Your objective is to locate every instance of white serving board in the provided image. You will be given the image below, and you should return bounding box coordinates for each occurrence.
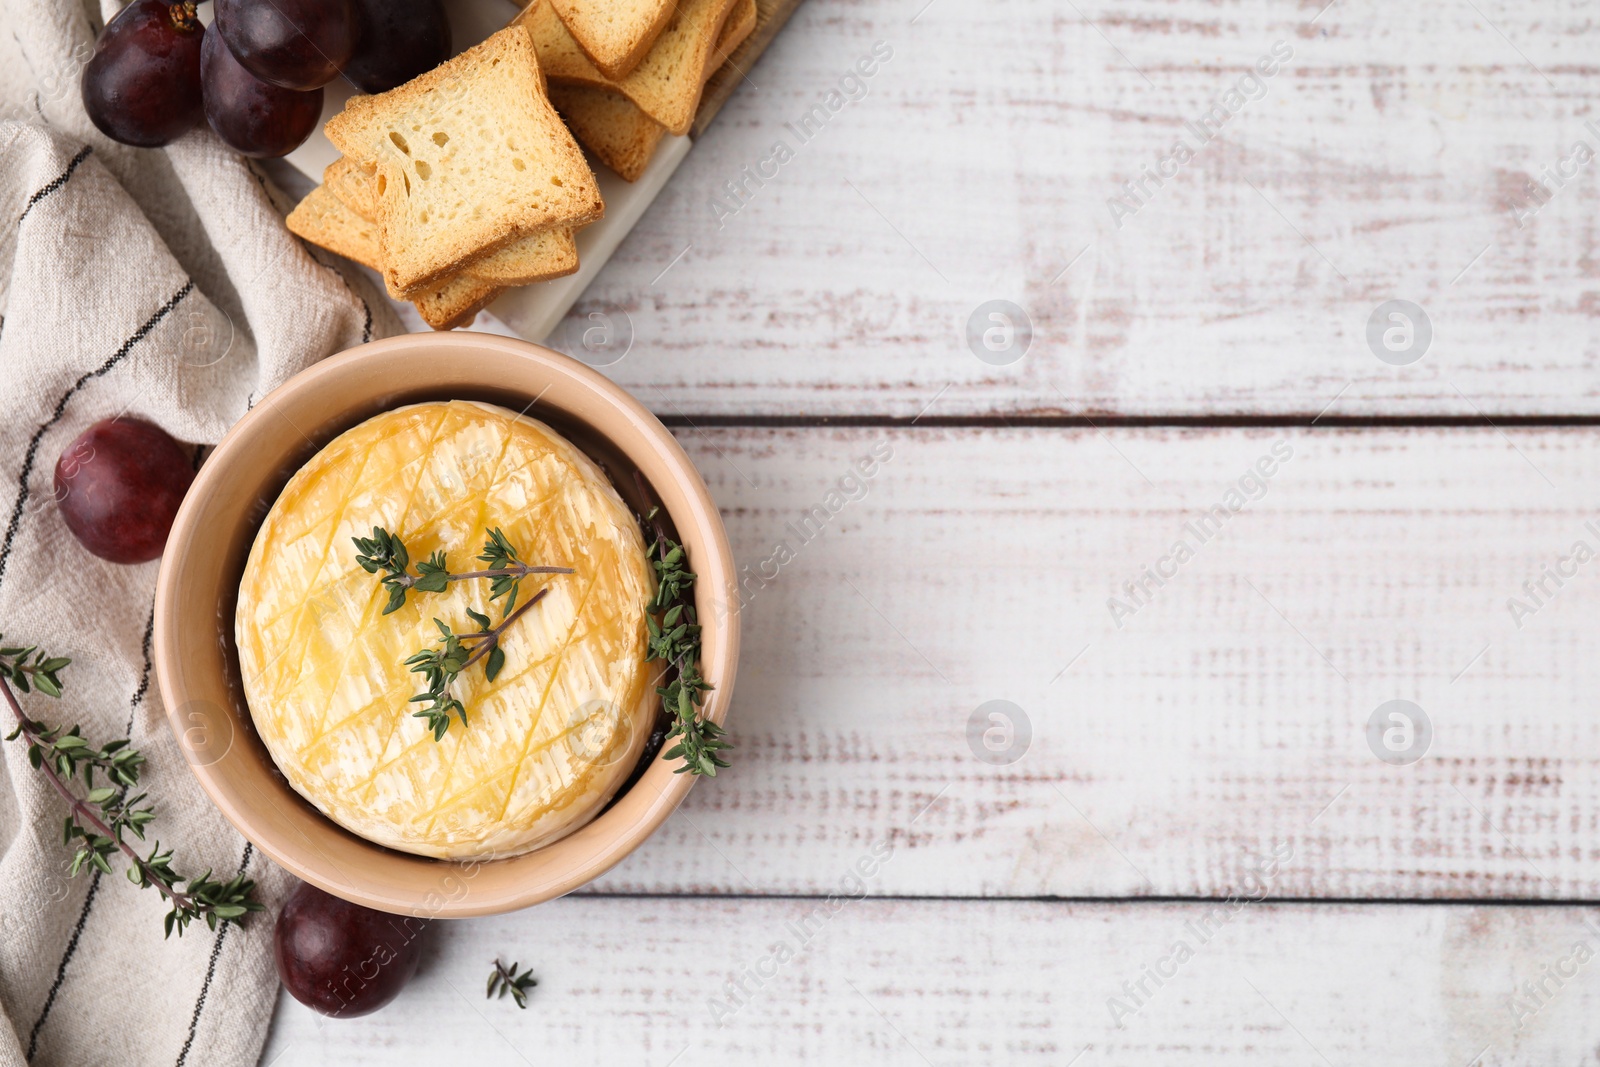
[284,0,691,343]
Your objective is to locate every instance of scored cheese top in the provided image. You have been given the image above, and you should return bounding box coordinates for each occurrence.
[235,400,656,859]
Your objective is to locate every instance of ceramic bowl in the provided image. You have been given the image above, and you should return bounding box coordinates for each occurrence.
[153,333,738,916]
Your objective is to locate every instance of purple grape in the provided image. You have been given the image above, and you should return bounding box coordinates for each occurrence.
[54,418,194,565]
[213,0,357,91]
[343,0,451,94]
[81,0,205,148]
[201,28,322,159]
[274,882,427,1018]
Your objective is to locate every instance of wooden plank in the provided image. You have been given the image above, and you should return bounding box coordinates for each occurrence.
[545,0,1600,417]
[260,897,1600,1064]
[552,426,1600,898]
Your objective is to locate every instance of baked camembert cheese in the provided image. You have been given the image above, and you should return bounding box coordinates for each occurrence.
[236,400,655,859]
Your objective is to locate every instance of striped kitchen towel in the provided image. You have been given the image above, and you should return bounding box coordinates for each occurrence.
[0,2,401,1065]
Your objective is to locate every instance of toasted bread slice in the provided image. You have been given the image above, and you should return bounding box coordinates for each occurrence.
[439,227,578,288]
[517,0,740,137]
[547,85,664,182]
[287,185,578,330]
[321,156,580,292]
[324,155,377,218]
[713,0,757,71]
[550,0,674,80]
[544,0,750,181]
[406,274,509,331]
[548,0,754,181]
[287,186,506,330]
[287,183,384,268]
[324,25,603,294]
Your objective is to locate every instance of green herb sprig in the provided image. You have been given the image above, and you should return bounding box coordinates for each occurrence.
[0,640,262,937]
[0,645,68,696]
[355,527,566,740]
[353,525,572,616]
[486,958,538,1009]
[405,592,548,741]
[640,506,730,777]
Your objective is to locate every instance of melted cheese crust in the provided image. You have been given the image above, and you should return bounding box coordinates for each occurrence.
[236,401,655,859]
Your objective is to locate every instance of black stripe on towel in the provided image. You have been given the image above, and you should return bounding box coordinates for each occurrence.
[26,868,103,1060]
[18,145,92,225]
[174,841,256,1067]
[126,605,155,733]
[25,598,159,1057]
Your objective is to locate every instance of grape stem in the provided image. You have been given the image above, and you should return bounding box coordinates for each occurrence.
[168,1,200,33]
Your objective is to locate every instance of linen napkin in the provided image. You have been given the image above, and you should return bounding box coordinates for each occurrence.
[0,2,402,1064]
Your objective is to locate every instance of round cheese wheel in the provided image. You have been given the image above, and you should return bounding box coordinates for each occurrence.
[236,400,656,859]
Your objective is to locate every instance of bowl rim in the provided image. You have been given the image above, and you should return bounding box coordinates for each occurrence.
[153,332,739,916]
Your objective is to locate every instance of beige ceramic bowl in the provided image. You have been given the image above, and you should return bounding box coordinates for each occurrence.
[153,333,738,917]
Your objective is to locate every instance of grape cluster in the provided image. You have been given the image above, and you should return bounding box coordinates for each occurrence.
[81,0,450,158]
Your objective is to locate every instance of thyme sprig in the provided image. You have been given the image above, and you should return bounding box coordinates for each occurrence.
[355,527,566,741]
[353,525,572,616]
[0,641,262,937]
[405,591,548,741]
[640,505,730,777]
[486,958,538,1009]
[0,644,68,697]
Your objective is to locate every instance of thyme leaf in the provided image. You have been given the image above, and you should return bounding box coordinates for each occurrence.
[486,958,538,1009]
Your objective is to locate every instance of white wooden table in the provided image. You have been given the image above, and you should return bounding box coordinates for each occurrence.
[262,0,1600,1062]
